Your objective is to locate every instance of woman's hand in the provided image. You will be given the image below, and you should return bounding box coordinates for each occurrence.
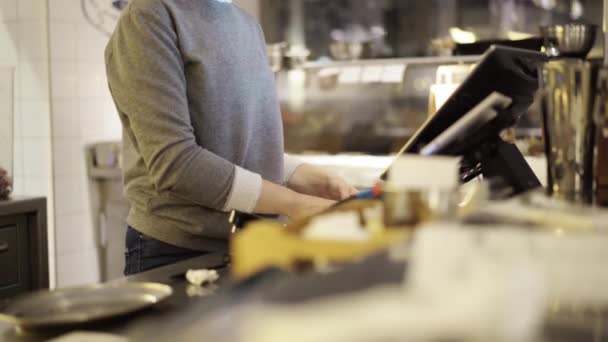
[287,164,358,201]
[0,167,13,199]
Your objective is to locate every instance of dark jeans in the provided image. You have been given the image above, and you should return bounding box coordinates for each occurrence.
[125,226,208,276]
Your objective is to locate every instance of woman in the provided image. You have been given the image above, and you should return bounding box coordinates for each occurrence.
[105,0,357,275]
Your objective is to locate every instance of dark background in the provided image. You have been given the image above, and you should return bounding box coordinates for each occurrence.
[260,0,604,59]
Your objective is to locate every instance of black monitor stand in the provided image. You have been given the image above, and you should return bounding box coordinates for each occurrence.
[419,92,542,198]
[467,136,542,197]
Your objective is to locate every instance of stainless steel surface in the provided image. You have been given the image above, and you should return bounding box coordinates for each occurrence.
[540,24,597,59]
[302,55,481,69]
[0,282,172,331]
[541,60,599,204]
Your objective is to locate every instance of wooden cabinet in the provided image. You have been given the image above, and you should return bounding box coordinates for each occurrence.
[0,197,48,307]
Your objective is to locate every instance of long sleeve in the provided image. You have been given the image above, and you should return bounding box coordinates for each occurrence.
[105,5,261,213]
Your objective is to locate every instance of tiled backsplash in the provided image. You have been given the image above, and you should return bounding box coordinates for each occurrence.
[48,0,121,287]
[1,0,55,285]
[0,67,14,175]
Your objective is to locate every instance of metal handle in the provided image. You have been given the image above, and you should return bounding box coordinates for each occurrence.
[0,241,8,254]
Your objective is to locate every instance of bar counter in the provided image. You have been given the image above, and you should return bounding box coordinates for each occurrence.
[0,251,407,341]
[1,245,607,341]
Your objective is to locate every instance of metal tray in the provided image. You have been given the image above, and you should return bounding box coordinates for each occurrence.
[0,282,172,330]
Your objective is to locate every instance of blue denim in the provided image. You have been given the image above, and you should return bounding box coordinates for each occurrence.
[124,226,208,276]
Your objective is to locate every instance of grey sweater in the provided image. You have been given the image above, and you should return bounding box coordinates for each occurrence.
[105,0,292,251]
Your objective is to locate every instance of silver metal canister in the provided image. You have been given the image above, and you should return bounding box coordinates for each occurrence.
[541,59,599,204]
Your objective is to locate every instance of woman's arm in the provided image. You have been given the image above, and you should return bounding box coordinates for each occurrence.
[254,180,335,221]
[287,164,359,201]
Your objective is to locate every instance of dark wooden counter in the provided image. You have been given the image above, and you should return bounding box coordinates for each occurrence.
[0,197,48,305]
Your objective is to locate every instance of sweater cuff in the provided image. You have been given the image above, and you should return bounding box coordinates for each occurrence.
[223,166,263,213]
[284,154,305,183]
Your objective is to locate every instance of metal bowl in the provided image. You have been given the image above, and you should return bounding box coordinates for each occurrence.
[540,24,597,58]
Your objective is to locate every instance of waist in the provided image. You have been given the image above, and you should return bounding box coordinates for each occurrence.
[127,205,231,252]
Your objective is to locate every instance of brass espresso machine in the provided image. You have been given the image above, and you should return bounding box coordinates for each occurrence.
[541,20,608,206]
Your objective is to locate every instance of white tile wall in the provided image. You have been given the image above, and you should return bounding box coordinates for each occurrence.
[56,249,100,287]
[22,137,51,177]
[18,20,48,61]
[0,67,14,173]
[55,212,96,254]
[79,114,106,143]
[21,100,50,137]
[0,0,17,21]
[5,25,52,189]
[23,177,50,197]
[17,60,50,101]
[76,63,108,99]
[1,0,55,287]
[54,176,88,215]
[0,21,18,65]
[48,0,82,23]
[49,21,76,62]
[76,25,106,63]
[11,133,22,176]
[16,0,46,20]
[49,0,122,288]
[51,99,80,137]
[11,140,22,184]
[50,62,77,99]
[104,109,122,141]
